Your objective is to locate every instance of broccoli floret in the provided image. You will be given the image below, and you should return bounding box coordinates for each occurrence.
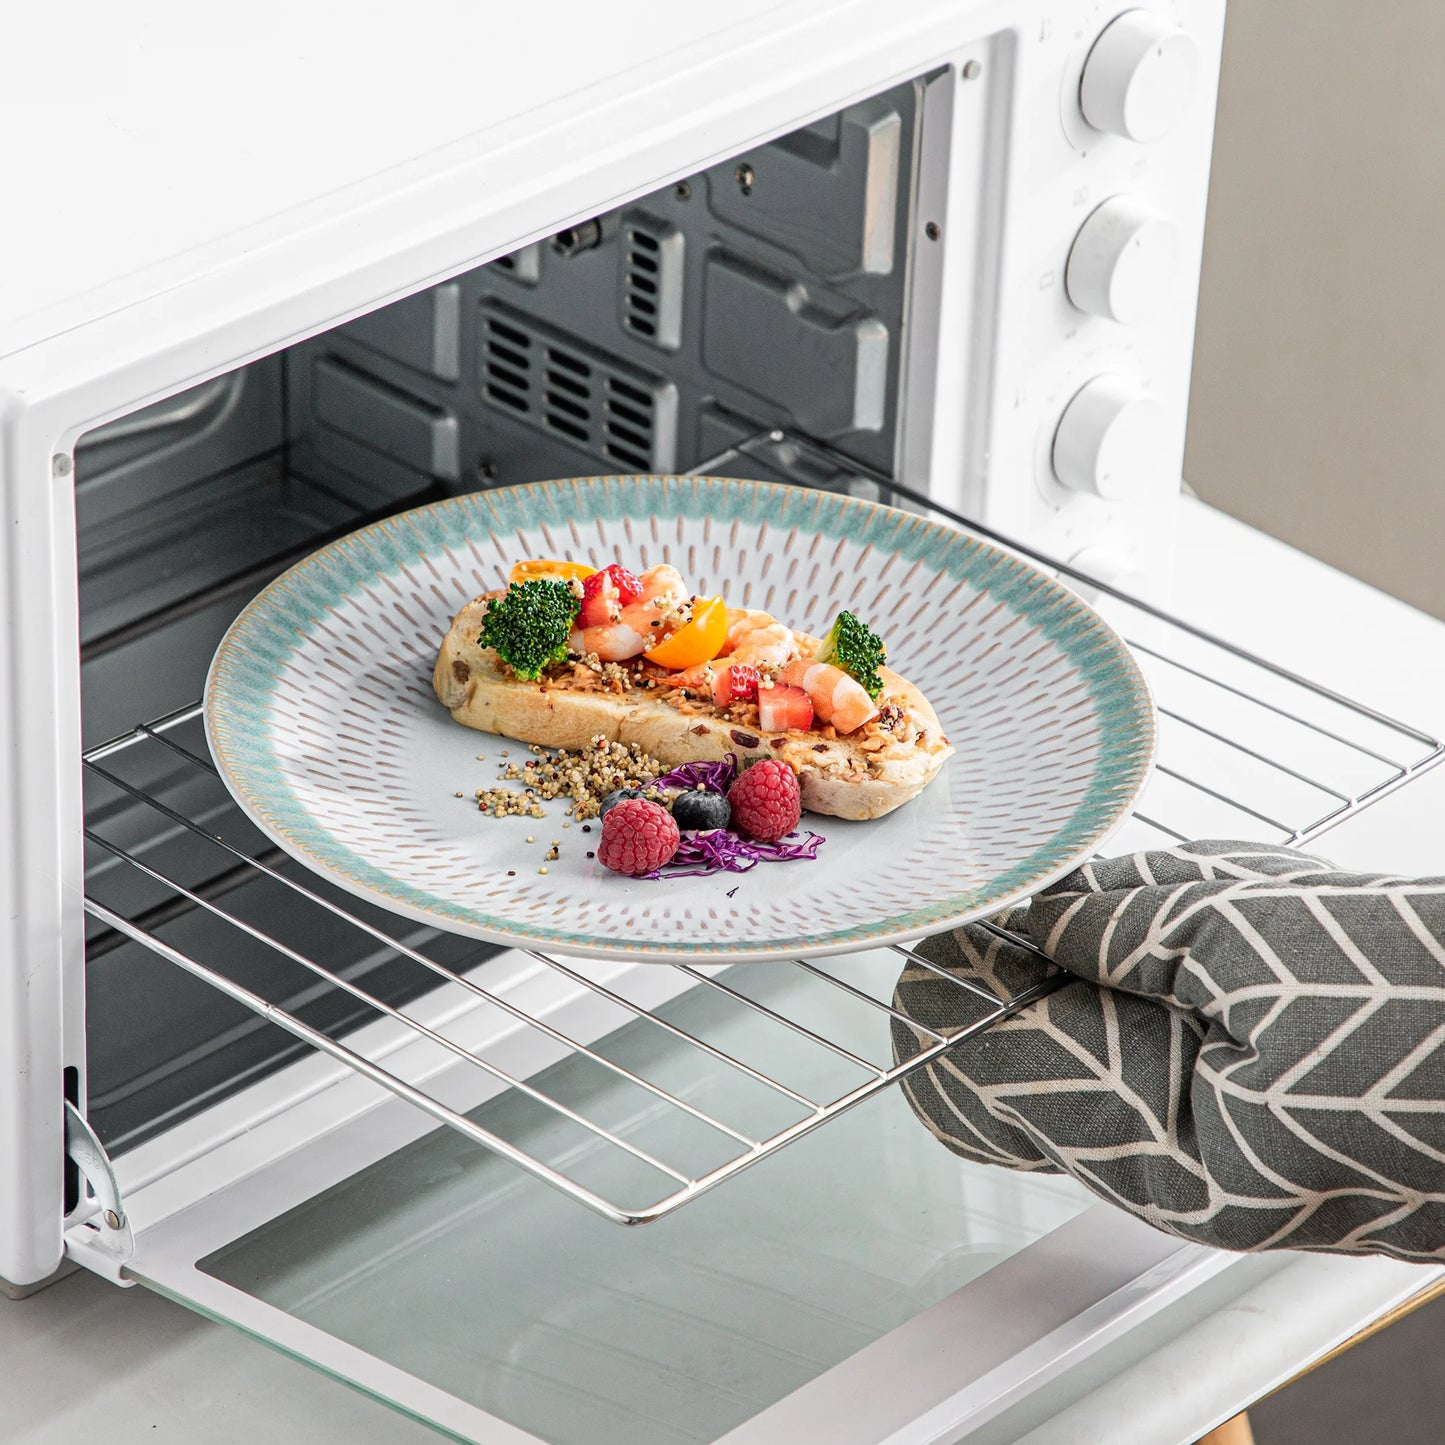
[479,579,579,680]
[814,609,887,699]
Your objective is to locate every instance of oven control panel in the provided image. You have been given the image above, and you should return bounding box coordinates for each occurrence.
[926,0,1227,596]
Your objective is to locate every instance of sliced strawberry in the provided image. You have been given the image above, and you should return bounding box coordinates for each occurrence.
[758,683,814,732]
[577,574,615,628]
[605,564,643,606]
[577,564,641,629]
[729,664,761,700]
[712,663,761,707]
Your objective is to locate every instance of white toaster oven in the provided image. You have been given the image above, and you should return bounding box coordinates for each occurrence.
[9,4,1442,1443]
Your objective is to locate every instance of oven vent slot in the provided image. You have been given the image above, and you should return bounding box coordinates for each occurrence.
[479,304,677,470]
[621,215,684,351]
[603,377,659,470]
[481,313,534,415]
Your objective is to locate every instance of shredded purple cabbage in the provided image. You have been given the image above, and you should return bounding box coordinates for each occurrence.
[645,829,826,880]
[641,754,825,881]
[651,754,740,794]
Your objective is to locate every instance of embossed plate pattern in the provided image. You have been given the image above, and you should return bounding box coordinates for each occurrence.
[204,476,1154,962]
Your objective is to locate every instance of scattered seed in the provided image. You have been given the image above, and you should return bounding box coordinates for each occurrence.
[526,835,535,843]
[538,866,549,875]
[461,736,663,822]
[507,870,515,877]
[586,851,595,860]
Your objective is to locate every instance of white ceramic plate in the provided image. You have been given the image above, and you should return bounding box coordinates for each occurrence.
[204,476,1154,962]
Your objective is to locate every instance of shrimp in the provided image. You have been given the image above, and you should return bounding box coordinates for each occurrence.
[780,658,880,735]
[624,565,690,630]
[721,609,796,667]
[567,618,648,662]
[567,564,689,662]
[661,607,799,688]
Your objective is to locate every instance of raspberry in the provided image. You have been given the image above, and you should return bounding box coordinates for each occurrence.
[727,759,801,843]
[598,798,680,876]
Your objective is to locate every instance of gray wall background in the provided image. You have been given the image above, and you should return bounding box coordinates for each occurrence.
[1185,2,1445,618]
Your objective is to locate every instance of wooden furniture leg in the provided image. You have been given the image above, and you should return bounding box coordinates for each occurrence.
[1196,1413,1256,1445]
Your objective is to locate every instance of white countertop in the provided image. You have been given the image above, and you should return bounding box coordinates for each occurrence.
[5,496,1444,1444]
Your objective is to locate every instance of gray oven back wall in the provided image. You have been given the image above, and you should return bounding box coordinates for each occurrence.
[284,78,925,502]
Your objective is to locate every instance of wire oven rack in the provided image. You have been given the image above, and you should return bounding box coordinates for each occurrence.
[80,433,1445,1226]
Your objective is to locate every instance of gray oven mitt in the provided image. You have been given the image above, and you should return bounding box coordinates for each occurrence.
[891,840,1445,1262]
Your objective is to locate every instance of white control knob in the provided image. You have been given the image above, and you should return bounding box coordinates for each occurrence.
[1066,196,1181,323]
[1080,11,1200,143]
[1052,376,1168,500]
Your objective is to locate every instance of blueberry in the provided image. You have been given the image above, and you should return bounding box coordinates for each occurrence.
[599,788,646,818]
[670,790,732,832]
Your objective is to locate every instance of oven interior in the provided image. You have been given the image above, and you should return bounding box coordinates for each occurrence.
[78,77,931,1158]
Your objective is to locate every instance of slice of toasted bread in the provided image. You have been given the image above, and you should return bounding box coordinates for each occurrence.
[432,596,952,820]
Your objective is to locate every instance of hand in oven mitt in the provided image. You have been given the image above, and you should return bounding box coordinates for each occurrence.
[891,840,1445,1261]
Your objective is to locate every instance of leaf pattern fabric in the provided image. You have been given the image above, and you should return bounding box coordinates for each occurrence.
[891,841,1445,1261]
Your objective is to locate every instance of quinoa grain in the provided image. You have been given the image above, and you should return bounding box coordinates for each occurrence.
[463,736,664,822]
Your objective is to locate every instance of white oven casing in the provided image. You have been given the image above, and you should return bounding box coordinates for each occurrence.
[0,4,1247,1440]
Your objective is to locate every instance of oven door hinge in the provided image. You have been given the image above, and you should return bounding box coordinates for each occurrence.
[64,1101,135,1280]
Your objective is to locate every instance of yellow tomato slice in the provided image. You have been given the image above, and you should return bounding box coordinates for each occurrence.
[508,558,596,586]
[644,595,728,670]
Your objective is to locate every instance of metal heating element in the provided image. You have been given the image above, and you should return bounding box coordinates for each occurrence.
[79,435,1445,1226]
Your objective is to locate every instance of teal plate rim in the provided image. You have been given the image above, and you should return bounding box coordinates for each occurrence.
[203,475,1157,963]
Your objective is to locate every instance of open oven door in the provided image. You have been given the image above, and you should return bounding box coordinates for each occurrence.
[65,937,1228,1445]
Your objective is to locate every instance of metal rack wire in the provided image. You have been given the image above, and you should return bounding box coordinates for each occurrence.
[80,435,1445,1225]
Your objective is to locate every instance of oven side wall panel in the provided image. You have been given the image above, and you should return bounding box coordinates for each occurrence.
[0,397,84,1288]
